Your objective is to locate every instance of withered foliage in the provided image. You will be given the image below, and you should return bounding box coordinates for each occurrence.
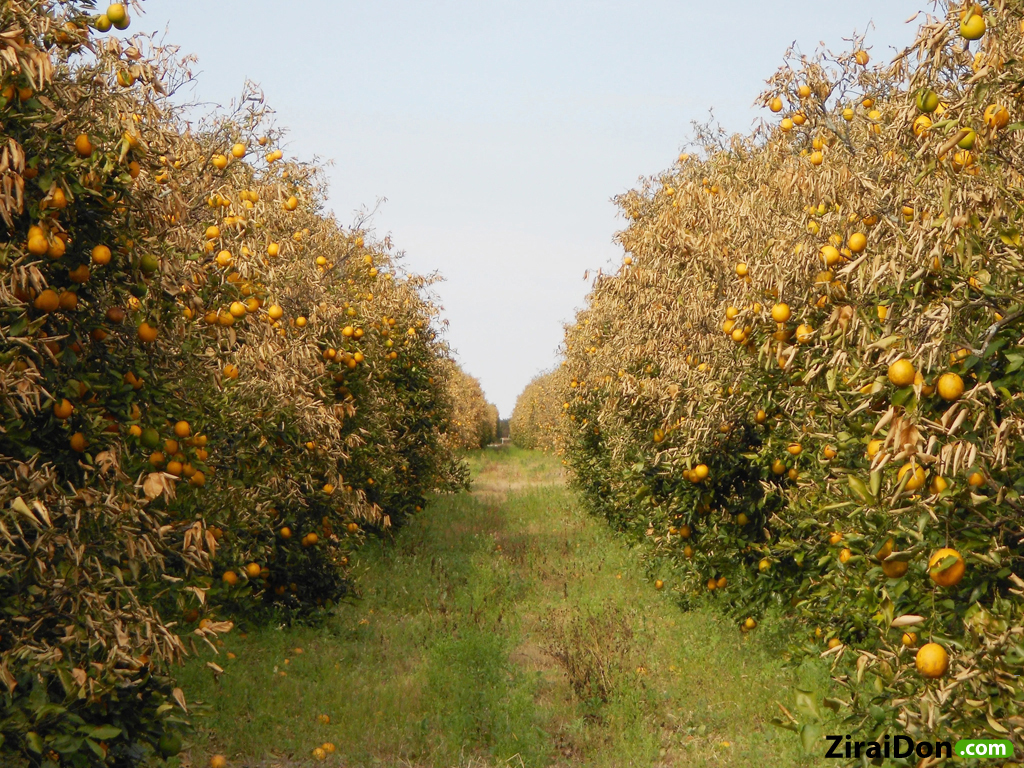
[509,368,565,452]
[1,2,469,765]
[561,0,1024,747]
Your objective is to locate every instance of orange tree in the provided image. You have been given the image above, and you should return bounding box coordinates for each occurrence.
[439,359,498,449]
[561,1,1024,750]
[0,2,464,765]
[510,369,564,451]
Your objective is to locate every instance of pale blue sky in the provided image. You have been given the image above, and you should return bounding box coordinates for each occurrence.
[141,0,926,414]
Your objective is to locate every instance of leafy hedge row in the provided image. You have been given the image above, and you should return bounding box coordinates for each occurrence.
[0,3,480,765]
[509,369,563,451]
[560,1,1024,751]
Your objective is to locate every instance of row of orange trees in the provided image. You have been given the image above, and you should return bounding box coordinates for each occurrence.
[509,369,563,451]
[0,2,489,765]
[558,0,1024,752]
[443,361,499,449]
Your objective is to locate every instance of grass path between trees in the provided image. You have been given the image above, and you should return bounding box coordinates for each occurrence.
[177,448,816,767]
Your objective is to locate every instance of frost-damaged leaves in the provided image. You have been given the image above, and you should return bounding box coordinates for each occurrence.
[558,0,1024,751]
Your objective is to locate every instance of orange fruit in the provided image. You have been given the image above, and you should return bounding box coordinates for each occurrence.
[166,460,183,477]
[820,245,841,266]
[189,471,205,487]
[137,322,158,343]
[937,372,964,401]
[174,421,191,439]
[984,104,1009,129]
[221,571,238,586]
[45,236,65,259]
[106,3,128,25]
[280,527,292,539]
[881,559,908,578]
[33,289,60,313]
[901,632,917,647]
[245,563,261,578]
[70,432,88,452]
[928,548,965,587]
[654,579,664,590]
[770,303,791,323]
[68,264,90,284]
[58,291,78,310]
[28,233,50,256]
[53,399,74,419]
[968,471,985,488]
[960,12,985,40]
[897,462,926,492]
[769,97,783,112]
[887,359,915,387]
[91,244,112,265]
[74,134,93,157]
[231,143,246,158]
[847,232,866,253]
[915,643,948,678]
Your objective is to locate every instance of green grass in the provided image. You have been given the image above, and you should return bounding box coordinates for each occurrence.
[176,447,818,767]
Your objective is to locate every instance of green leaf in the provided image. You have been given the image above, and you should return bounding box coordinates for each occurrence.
[800,722,823,754]
[769,717,799,733]
[795,691,821,721]
[823,697,845,712]
[848,476,871,505]
[891,386,914,407]
[26,732,43,753]
[88,725,122,740]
